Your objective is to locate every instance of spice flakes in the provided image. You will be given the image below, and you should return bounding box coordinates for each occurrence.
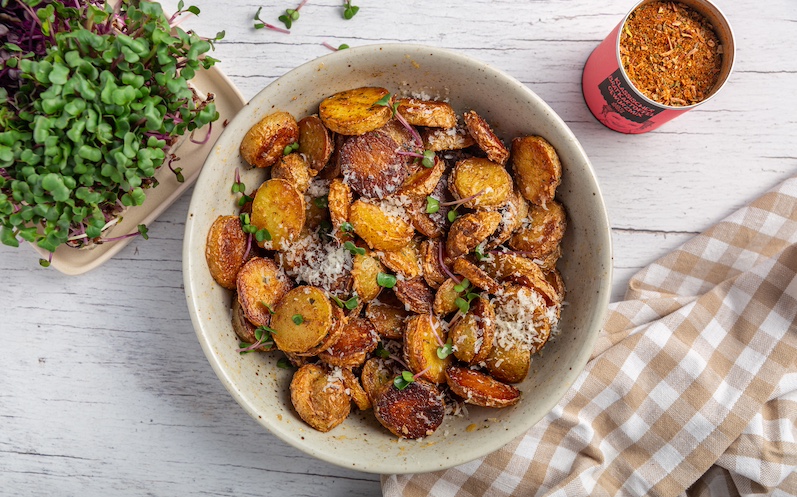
[620,1,722,107]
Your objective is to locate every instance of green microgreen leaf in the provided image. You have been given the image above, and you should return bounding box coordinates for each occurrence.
[394,370,415,390]
[343,240,366,256]
[331,294,359,310]
[374,341,390,359]
[343,1,359,19]
[447,209,459,223]
[474,242,489,261]
[436,339,454,359]
[283,141,299,155]
[292,314,304,325]
[454,296,470,314]
[340,221,353,232]
[421,149,435,168]
[255,228,272,242]
[425,196,440,214]
[453,278,470,293]
[277,357,294,369]
[138,224,149,240]
[313,195,328,209]
[338,44,349,50]
[376,272,397,289]
[374,93,392,107]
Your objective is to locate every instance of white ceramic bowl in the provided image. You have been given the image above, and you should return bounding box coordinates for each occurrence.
[183,44,612,474]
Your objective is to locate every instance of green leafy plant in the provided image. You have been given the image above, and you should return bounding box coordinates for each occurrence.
[376,272,397,289]
[0,0,222,260]
[331,293,359,310]
[237,325,276,354]
[342,1,359,20]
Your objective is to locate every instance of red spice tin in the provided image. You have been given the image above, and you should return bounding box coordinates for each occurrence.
[582,0,735,133]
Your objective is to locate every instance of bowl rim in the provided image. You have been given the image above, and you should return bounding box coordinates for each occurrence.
[183,42,613,474]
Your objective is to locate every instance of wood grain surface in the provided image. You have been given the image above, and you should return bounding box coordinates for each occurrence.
[1,1,795,495]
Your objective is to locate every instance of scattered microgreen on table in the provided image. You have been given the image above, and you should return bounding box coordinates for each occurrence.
[343,0,359,20]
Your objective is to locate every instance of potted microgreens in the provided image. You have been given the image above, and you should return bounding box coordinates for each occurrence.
[0,0,223,266]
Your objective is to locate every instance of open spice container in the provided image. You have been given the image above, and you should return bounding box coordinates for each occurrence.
[582,0,735,133]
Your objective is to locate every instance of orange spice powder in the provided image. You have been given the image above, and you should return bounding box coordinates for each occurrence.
[620,1,723,107]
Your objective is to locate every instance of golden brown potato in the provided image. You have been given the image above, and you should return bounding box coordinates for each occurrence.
[271,153,311,193]
[240,111,298,168]
[492,284,553,355]
[380,118,415,151]
[295,305,347,357]
[509,200,567,260]
[484,189,529,250]
[373,379,445,439]
[339,129,407,198]
[420,239,447,289]
[395,98,457,128]
[341,368,372,411]
[318,317,379,368]
[404,314,452,384]
[317,133,345,179]
[463,110,509,165]
[398,156,446,197]
[365,296,410,340]
[349,198,414,251]
[250,179,306,250]
[206,215,248,290]
[406,197,446,239]
[445,365,520,408]
[298,115,334,172]
[351,253,384,303]
[545,268,566,305]
[290,364,351,432]
[536,244,562,273]
[319,87,393,136]
[327,178,352,231]
[452,258,502,294]
[446,210,502,259]
[485,338,531,383]
[231,296,276,351]
[361,357,396,404]
[433,277,465,316]
[450,296,496,365]
[394,277,434,315]
[510,135,562,206]
[421,126,476,152]
[378,239,422,279]
[480,252,558,306]
[236,257,292,328]
[449,158,513,210]
[271,286,334,353]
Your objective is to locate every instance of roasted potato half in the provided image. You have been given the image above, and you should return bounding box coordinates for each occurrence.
[298,115,334,172]
[421,126,475,152]
[352,253,385,303]
[327,178,352,231]
[206,215,248,290]
[240,111,298,168]
[450,296,495,365]
[271,153,312,193]
[395,98,457,128]
[511,135,562,206]
[452,258,501,294]
[485,340,531,384]
[404,314,452,384]
[361,357,396,404]
[480,252,558,306]
[394,277,434,315]
[349,198,414,251]
[271,286,334,354]
[319,87,393,136]
[250,179,306,250]
[446,365,521,408]
[433,277,465,316]
[398,156,446,198]
[378,238,422,279]
[339,129,407,199]
[290,364,351,432]
[446,210,502,259]
[420,239,447,289]
[236,257,292,328]
[509,200,567,261]
[373,379,445,439]
[365,296,410,340]
[449,158,513,210]
[463,110,509,165]
[231,296,276,351]
[342,368,372,411]
[484,189,529,250]
[318,317,379,368]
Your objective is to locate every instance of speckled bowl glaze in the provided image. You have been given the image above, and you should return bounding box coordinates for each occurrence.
[183,44,612,474]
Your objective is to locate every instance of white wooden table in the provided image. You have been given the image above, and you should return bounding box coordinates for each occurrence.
[2,1,794,495]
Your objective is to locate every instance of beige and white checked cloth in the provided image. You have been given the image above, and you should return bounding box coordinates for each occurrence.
[382,177,797,496]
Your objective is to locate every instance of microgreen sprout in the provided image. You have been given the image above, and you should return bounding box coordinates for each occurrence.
[313,195,329,209]
[453,278,471,293]
[343,240,366,256]
[474,242,489,261]
[453,280,480,314]
[253,6,290,33]
[277,357,294,369]
[437,338,454,360]
[393,367,431,390]
[447,209,459,223]
[340,221,353,232]
[255,228,272,243]
[343,0,359,19]
[277,0,308,29]
[374,92,428,154]
[331,294,359,310]
[376,272,397,289]
[437,240,461,283]
[283,142,300,155]
[292,314,304,325]
[322,41,350,51]
[237,325,276,354]
[374,341,390,359]
[262,301,276,314]
[440,189,486,224]
[426,196,440,214]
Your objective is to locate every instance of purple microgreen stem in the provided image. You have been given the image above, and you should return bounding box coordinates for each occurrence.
[439,189,484,208]
[437,240,462,284]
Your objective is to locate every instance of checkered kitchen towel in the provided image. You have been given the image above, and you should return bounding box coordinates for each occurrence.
[383,176,797,496]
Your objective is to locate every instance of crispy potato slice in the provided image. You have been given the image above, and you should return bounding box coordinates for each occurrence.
[373,379,445,439]
[271,153,311,193]
[485,341,531,384]
[378,238,422,279]
[485,189,529,250]
[537,244,562,273]
[404,314,452,384]
[545,268,566,306]
[446,211,502,259]
[271,286,334,353]
[395,98,457,128]
[450,296,496,365]
[290,364,351,432]
[341,368,372,411]
[421,126,476,152]
[284,351,312,368]
[433,278,465,316]
[349,198,414,251]
[236,257,292,328]
[463,110,509,165]
[361,357,397,404]
[339,129,408,198]
[492,284,553,355]
[420,239,447,289]
[394,277,434,315]
[398,156,445,197]
[206,215,248,290]
[318,317,379,368]
[231,296,276,351]
[381,118,415,151]
[445,365,520,408]
[317,133,345,179]
[366,296,410,340]
[319,87,393,136]
[352,253,384,303]
[298,115,334,172]
[406,196,445,239]
[452,258,502,294]
[240,111,299,168]
[480,252,558,306]
[449,158,513,210]
[511,135,562,206]
[251,179,306,250]
[295,305,347,357]
[327,178,352,231]
[509,200,567,260]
